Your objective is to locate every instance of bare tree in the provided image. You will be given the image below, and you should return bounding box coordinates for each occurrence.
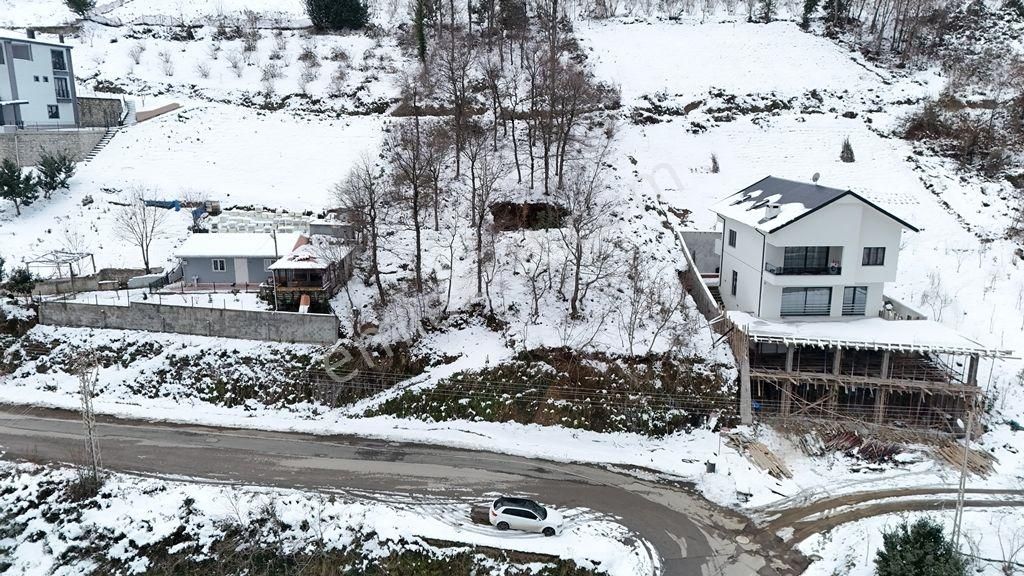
[423,123,454,232]
[619,248,690,356]
[387,101,432,293]
[555,157,619,318]
[463,124,511,296]
[334,157,389,306]
[515,234,553,323]
[113,188,169,274]
[434,30,474,177]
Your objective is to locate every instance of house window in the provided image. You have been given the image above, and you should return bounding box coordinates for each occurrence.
[862,247,885,266]
[843,286,868,316]
[783,246,829,271]
[51,49,67,71]
[54,77,70,99]
[47,105,59,119]
[781,287,832,316]
[212,259,226,272]
[43,76,49,82]
[33,75,40,82]
[11,44,31,60]
[728,229,737,248]
[730,270,738,296]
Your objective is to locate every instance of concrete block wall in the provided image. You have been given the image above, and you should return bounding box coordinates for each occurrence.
[0,128,105,166]
[38,300,339,345]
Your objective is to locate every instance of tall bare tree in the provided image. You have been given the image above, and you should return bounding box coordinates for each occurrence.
[387,105,432,293]
[334,156,389,306]
[463,123,511,295]
[555,157,618,318]
[113,188,169,274]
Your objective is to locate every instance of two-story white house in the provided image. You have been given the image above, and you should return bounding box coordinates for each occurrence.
[0,30,79,130]
[711,176,918,320]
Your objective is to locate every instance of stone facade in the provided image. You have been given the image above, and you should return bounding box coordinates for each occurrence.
[0,127,105,166]
[38,300,339,345]
[77,96,123,128]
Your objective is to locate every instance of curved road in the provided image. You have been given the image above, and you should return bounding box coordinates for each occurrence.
[0,406,806,576]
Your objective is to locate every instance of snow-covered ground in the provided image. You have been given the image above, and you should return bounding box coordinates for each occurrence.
[2,2,1024,574]
[0,462,652,576]
[53,288,271,311]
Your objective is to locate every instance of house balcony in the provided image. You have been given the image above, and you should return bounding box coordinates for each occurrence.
[764,263,842,276]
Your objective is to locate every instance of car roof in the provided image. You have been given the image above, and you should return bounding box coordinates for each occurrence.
[494,496,540,508]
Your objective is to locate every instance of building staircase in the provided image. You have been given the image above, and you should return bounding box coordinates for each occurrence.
[708,285,725,309]
[83,125,120,163]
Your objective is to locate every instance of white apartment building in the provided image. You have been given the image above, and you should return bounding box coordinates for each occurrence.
[711,176,918,320]
[0,30,79,129]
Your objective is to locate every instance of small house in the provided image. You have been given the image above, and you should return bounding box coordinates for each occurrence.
[175,232,302,288]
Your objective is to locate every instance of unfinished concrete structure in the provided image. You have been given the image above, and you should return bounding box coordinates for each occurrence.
[680,177,1013,433]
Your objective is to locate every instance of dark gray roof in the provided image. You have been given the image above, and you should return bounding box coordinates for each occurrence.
[732,176,848,213]
[712,176,919,233]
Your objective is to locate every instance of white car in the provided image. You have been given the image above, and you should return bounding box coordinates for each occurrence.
[489,497,564,536]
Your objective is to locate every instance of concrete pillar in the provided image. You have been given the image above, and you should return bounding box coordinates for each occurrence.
[781,381,792,417]
[785,345,795,372]
[874,389,887,424]
[740,356,753,425]
[880,350,891,379]
[832,347,843,376]
[967,354,980,386]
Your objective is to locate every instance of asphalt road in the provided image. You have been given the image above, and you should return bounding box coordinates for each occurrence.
[0,405,804,576]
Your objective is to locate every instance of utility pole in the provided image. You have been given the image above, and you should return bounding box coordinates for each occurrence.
[952,397,976,548]
[78,355,102,485]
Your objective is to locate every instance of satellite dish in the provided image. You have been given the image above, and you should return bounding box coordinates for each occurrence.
[812,172,821,184]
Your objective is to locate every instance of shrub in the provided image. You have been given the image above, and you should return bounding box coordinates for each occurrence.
[840,137,855,162]
[328,64,349,97]
[305,0,370,30]
[37,150,77,199]
[64,0,96,17]
[710,153,720,173]
[2,267,38,298]
[195,62,211,78]
[128,42,145,65]
[329,46,350,62]
[875,518,967,576]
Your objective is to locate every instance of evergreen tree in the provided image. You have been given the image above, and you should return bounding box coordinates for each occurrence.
[0,256,5,284]
[415,0,427,62]
[757,0,777,22]
[2,267,37,298]
[840,137,855,162]
[305,0,370,30]
[875,519,967,576]
[1005,0,1024,17]
[0,159,40,216]
[64,0,96,18]
[801,0,821,28]
[37,150,77,199]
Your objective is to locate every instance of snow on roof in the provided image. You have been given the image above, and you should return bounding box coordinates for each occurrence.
[0,30,71,48]
[175,232,302,259]
[728,311,1013,357]
[268,235,353,270]
[711,176,918,234]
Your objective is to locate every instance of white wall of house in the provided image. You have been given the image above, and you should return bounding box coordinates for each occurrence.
[718,215,766,314]
[718,195,908,319]
[0,38,76,126]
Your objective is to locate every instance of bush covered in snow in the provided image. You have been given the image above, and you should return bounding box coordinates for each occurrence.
[370,347,735,436]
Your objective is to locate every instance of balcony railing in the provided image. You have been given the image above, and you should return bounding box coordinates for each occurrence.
[780,304,832,316]
[765,263,842,276]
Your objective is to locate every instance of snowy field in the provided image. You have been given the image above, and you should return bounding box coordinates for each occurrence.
[54,288,272,311]
[0,462,653,576]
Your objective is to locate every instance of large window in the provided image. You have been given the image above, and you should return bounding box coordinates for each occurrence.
[783,246,829,270]
[11,44,31,60]
[728,229,737,248]
[781,287,832,316]
[843,286,868,316]
[51,49,67,71]
[731,270,738,296]
[862,247,886,266]
[212,259,226,272]
[47,105,59,119]
[53,77,70,99]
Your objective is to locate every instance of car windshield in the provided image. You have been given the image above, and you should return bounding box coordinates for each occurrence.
[495,497,547,520]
